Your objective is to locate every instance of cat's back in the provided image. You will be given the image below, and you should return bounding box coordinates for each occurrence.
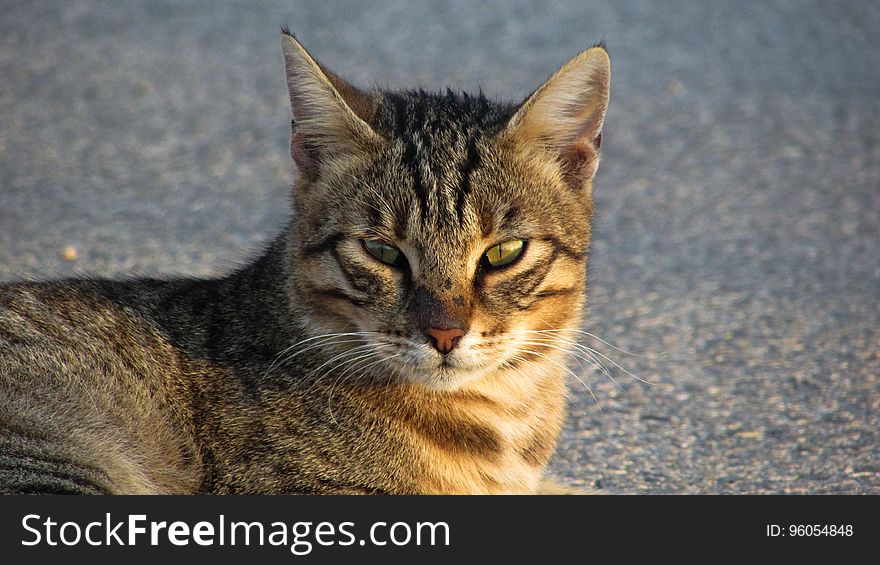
[0,280,202,494]
[0,279,171,397]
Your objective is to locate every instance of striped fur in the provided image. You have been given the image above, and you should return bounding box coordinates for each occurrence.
[0,32,610,494]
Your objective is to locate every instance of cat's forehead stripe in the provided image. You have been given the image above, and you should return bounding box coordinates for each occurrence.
[377,91,515,233]
[387,93,433,222]
[453,132,481,224]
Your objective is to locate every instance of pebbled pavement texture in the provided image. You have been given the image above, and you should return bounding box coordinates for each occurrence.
[1,1,877,493]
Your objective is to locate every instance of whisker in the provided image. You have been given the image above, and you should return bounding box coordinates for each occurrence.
[327,348,388,389]
[328,353,400,426]
[304,344,394,395]
[514,347,595,396]
[304,348,378,395]
[273,337,377,372]
[263,331,381,377]
[302,344,377,384]
[511,327,658,387]
[515,337,623,392]
[575,343,659,386]
[509,328,658,358]
[516,340,606,397]
[510,349,603,412]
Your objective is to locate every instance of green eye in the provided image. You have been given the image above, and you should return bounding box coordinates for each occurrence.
[363,240,403,267]
[484,239,525,269]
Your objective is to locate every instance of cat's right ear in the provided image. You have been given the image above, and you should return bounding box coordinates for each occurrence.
[501,45,610,191]
[281,31,381,179]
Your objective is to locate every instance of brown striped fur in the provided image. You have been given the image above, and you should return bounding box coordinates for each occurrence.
[0,31,610,494]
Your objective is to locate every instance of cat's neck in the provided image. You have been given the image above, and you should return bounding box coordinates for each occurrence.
[152,228,302,367]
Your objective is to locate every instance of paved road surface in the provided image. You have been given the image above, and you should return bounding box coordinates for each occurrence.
[1,1,878,493]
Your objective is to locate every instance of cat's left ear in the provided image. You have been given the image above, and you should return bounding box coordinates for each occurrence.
[501,45,610,188]
[281,30,381,179]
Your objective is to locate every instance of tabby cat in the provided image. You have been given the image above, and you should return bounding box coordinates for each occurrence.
[0,30,610,494]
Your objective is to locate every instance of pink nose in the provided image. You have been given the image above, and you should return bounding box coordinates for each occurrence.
[425,327,465,354]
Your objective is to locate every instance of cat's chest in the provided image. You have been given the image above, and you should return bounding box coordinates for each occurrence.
[392,368,567,494]
[418,413,555,494]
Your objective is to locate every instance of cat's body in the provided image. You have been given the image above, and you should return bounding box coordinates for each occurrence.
[1,256,562,494]
[0,31,610,494]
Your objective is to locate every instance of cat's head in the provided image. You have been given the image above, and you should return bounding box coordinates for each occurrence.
[282,31,610,389]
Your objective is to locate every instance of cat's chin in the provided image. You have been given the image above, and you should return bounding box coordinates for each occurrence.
[381,356,497,391]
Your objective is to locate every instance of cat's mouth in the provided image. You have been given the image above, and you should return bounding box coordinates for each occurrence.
[357,333,504,388]
[378,349,499,389]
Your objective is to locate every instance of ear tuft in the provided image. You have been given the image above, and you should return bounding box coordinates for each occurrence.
[503,46,611,188]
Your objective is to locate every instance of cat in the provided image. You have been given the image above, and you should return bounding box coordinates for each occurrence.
[0,29,610,494]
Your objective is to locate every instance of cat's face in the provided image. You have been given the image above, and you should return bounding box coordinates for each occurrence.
[282,33,609,389]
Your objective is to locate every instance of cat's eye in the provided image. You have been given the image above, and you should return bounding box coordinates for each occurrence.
[483,239,526,269]
[363,240,404,267]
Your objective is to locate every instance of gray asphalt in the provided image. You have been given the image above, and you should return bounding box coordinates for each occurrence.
[1,1,877,494]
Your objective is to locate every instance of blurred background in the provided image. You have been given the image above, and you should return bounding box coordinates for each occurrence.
[1,1,877,493]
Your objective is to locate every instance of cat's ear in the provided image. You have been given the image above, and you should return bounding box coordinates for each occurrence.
[502,45,610,188]
[281,31,380,178]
